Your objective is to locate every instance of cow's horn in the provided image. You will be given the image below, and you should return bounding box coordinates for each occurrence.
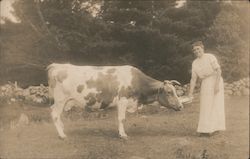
[170,80,181,85]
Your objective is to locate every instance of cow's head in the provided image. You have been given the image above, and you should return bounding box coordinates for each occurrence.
[157,80,183,111]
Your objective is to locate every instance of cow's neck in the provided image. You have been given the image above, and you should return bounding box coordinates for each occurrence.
[139,80,163,104]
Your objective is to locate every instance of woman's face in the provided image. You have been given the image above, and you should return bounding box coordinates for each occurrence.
[192,45,204,58]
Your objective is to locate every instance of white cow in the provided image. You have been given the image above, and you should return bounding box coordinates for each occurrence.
[47,63,183,139]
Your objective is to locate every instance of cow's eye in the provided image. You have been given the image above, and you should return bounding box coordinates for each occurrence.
[167,91,172,95]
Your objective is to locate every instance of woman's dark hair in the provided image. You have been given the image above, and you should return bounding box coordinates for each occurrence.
[192,41,204,49]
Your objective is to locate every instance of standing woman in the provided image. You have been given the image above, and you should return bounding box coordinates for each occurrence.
[188,41,226,136]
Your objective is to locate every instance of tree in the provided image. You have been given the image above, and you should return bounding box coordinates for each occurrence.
[1,0,224,85]
[98,0,221,82]
[206,1,249,81]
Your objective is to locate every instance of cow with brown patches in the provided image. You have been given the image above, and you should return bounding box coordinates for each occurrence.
[47,63,183,139]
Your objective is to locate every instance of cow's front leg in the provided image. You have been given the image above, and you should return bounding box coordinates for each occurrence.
[117,97,128,139]
[51,102,67,139]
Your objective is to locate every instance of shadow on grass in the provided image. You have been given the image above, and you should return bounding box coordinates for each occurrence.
[128,126,196,138]
[68,125,197,140]
[69,128,120,139]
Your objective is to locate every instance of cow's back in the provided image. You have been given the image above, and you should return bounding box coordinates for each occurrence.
[47,64,136,108]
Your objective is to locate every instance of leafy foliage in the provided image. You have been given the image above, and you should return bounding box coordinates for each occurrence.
[0,0,248,86]
[206,2,249,81]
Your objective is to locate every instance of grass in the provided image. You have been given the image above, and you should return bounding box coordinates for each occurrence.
[0,95,249,159]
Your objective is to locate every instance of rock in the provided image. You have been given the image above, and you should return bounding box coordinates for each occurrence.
[245,82,250,88]
[225,85,233,90]
[179,96,193,104]
[1,86,6,91]
[22,89,30,96]
[140,115,148,119]
[232,87,238,92]
[34,97,43,103]
[138,105,144,110]
[234,91,242,96]
[176,89,184,96]
[10,98,16,102]
[225,89,233,95]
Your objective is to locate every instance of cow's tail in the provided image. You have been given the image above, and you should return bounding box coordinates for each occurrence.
[47,64,57,105]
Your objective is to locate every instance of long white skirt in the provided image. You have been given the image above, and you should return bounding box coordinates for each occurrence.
[197,75,226,133]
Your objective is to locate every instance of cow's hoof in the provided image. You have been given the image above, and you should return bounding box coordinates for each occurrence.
[119,135,129,140]
[58,135,67,140]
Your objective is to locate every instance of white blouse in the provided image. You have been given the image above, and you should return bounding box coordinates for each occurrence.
[192,53,220,79]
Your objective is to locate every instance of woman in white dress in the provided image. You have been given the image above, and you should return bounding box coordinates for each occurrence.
[188,41,225,136]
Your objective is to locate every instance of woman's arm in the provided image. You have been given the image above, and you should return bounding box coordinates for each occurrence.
[209,54,222,94]
[189,72,197,98]
[214,67,221,94]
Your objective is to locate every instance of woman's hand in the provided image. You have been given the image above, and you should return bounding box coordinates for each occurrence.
[214,67,221,94]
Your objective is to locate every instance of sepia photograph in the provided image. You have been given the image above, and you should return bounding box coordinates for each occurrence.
[0,0,249,158]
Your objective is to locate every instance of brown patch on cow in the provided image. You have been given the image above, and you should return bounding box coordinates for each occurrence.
[130,67,162,104]
[86,72,120,107]
[76,84,84,93]
[84,93,97,105]
[56,70,68,83]
[106,68,116,74]
[118,86,134,98]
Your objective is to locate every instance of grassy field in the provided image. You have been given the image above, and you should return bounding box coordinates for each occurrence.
[0,95,249,159]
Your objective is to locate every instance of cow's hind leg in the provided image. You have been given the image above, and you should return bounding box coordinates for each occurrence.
[51,102,66,139]
[117,97,128,139]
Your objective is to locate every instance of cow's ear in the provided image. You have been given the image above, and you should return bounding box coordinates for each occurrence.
[164,80,170,85]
